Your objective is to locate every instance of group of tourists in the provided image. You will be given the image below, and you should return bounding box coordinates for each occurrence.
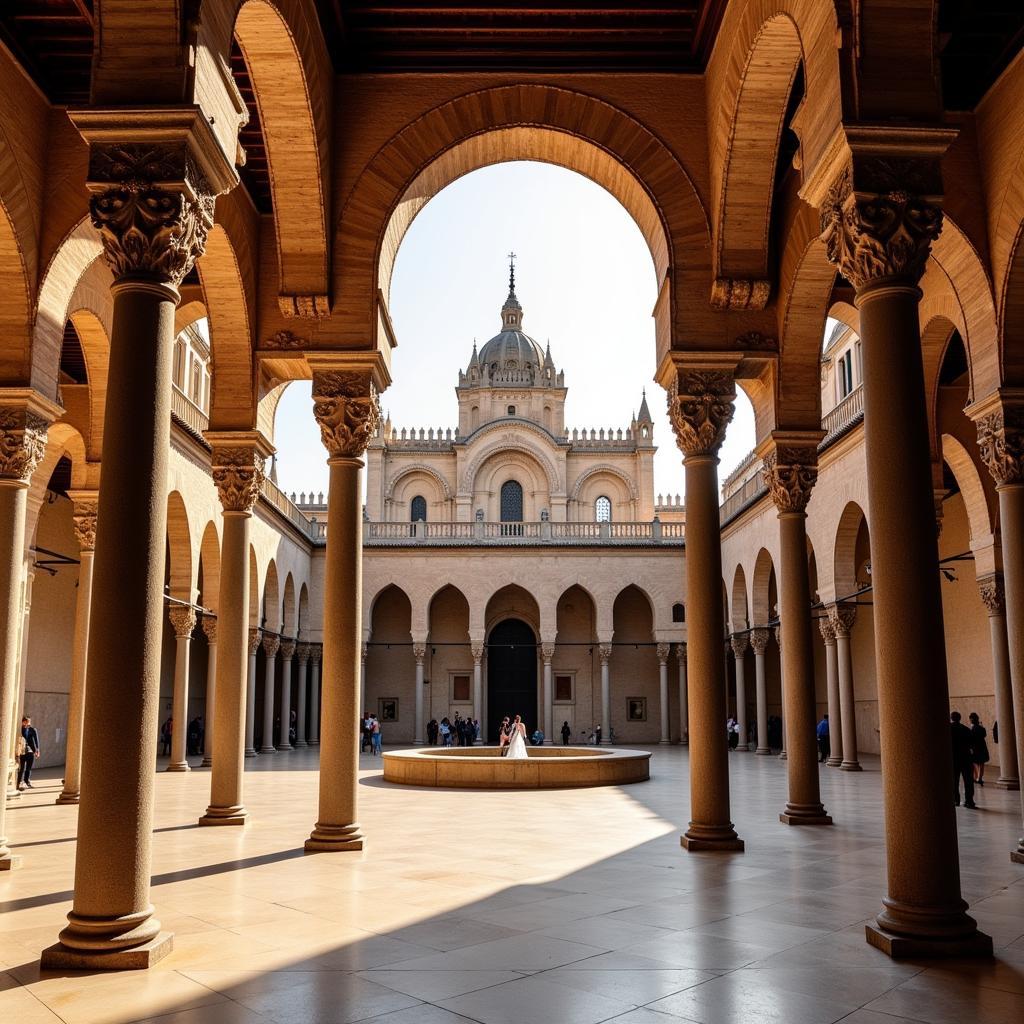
[428,714,479,746]
[951,711,992,808]
[360,712,383,754]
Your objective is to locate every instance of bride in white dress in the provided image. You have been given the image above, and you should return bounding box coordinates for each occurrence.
[505,714,529,759]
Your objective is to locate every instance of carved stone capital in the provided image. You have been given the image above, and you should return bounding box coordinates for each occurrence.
[200,616,217,644]
[973,401,1024,487]
[248,628,262,657]
[210,444,267,514]
[762,441,820,514]
[310,645,322,665]
[72,499,99,551]
[542,642,556,661]
[0,406,49,483]
[677,641,687,660]
[749,628,770,655]
[666,369,736,458]
[262,634,280,658]
[710,277,770,310]
[819,160,943,291]
[279,294,330,319]
[979,575,1005,617]
[312,370,381,459]
[169,606,197,639]
[656,641,671,662]
[471,640,484,662]
[280,639,296,661]
[599,642,613,665]
[296,642,311,663]
[828,603,857,638]
[729,635,748,658]
[412,642,427,661]
[818,617,836,644]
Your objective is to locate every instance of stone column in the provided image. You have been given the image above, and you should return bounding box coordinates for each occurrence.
[599,643,612,744]
[277,640,295,750]
[166,607,196,772]
[244,627,260,757]
[975,403,1024,853]
[413,642,426,745]
[542,642,555,742]
[730,636,749,751]
[200,618,217,769]
[761,435,831,825]
[360,641,368,719]
[749,628,770,754]
[294,644,309,748]
[829,604,862,771]
[656,642,671,744]
[819,616,843,766]
[820,153,989,956]
[776,625,787,758]
[0,396,51,870]
[44,115,233,968]
[677,643,688,745]
[662,358,743,850]
[308,647,321,745]
[57,494,98,804]
[305,361,383,852]
[471,640,484,742]
[260,634,279,753]
[978,576,1019,790]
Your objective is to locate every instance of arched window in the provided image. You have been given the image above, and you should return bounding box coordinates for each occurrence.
[507,405,516,416]
[595,496,612,522]
[672,603,685,623]
[410,495,427,522]
[500,480,524,522]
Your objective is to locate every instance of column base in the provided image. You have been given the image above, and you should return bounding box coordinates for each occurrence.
[754,747,771,755]
[199,805,248,827]
[826,756,843,767]
[244,747,257,758]
[840,760,863,772]
[259,746,276,754]
[659,739,672,745]
[276,744,292,752]
[681,823,744,852]
[413,740,425,746]
[294,740,307,748]
[780,803,832,826]
[55,790,80,805]
[165,762,190,772]
[995,777,1020,790]
[865,922,992,960]
[0,854,23,871]
[308,739,319,746]
[200,757,212,768]
[305,822,364,853]
[734,743,748,752]
[779,751,787,760]
[41,932,173,971]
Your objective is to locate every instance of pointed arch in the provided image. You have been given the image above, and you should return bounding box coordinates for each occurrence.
[282,572,297,635]
[198,520,222,613]
[941,434,995,552]
[751,547,776,625]
[166,491,195,602]
[833,501,868,601]
[263,559,280,631]
[298,582,309,637]
[731,564,749,631]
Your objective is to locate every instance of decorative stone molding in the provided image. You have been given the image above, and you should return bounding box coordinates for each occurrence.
[762,446,818,513]
[818,161,943,291]
[737,331,777,351]
[599,642,613,664]
[828,603,857,638]
[309,645,322,665]
[729,636,748,658]
[677,641,687,660]
[201,617,217,644]
[262,634,280,658]
[818,617,836,644]
[978,575,1005,617]
[774,626,782,646]
[412,642,427,661]
[0,407,48,483]
[279,640,296,661]
[169,607,197,639]
[666,369,736,458]
[471,640,484,662]
[657,641,672,662]
[973,402,1024,487]
[264,330,305,350]
[210,445,266,514]
[361,642,368,662]
[72,500,99,551]
[749,628,770,656]
[248,628,262,656]
[710,277,770,310]
[296,642,311,663]
[542,642,556,661]
[312,370,381,458]
[279,294,330,319]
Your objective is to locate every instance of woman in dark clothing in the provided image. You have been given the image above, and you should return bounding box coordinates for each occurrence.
[969,712,990,786]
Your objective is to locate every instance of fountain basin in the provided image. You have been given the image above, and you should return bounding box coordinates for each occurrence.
[381,745,650,789]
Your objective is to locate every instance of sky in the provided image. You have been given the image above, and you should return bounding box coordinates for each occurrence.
[273,162,756,506]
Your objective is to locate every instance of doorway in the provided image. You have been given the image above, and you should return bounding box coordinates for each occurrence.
[487,618,537,740]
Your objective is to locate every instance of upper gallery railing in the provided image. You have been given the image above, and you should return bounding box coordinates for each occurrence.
[361,519,684,546]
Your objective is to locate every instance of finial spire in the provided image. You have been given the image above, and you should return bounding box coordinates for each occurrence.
[507,251,517,293]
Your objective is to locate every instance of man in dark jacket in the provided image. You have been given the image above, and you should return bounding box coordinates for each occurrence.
[950,711,976,808]
[18,716,40,790]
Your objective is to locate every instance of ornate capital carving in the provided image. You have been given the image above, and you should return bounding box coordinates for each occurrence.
[819,161,943,291]
[0,407,48,482]
[762,444,819,513]
[279,294,330,319]
[248,627,262,656]
[677,641,687,660]
[262,633,280,658]
[710,277,770,310]
[310,645,322,665]
[72,499,98,551]
[280,639,296,660]
[729,636,748,658]
[200,616,217,643]
[312,370,381,458]
[361,641,368,661]
[737,331,777,352]
[471,640,484,662]
[975,405,1024,487]
[657,641,671,662]
[169,606,197,639]
[599,642,613,664]
[86,144,215,286]
[542,642,556,661]
[828,603,857,638]
[412,642,426,661]
[749,628,769,655]
[296,642,311,663]
[666,369,736,458]
[979,575,1005,617]
[211,446,266,514]
[264,330,305,350]
[817,617,836,644]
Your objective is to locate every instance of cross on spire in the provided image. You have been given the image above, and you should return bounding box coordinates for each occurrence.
[507,251,517,293]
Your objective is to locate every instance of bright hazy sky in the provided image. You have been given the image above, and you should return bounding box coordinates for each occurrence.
[273,162,756,505]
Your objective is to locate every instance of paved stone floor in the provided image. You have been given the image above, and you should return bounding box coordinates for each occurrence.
[1,746,1023,1024]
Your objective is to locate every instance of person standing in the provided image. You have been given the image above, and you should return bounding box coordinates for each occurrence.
[160,716,172,757]
[17,716,40,790]
[968,712,990,786]
[950,711,977,808]
[440,717,452,747]
[371,716,382,755]
[561,720,571,745]
[816,714,830,764]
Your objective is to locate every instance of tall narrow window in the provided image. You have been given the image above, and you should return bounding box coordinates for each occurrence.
[595,495,612,522]
[410,495,427,522]
[500,480,523,522]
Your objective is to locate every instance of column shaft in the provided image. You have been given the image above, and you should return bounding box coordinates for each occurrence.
[295,652,308,747]
[833,613,862,771]
[600,647,611,744]
[472,643,483,743]
[308,655,320,745]
[278,644,294,750]
[658,644,671,744]
[542,645,554,742]
[989,612,1019,789]
[731,638,748,751]
[201,631,216,769]
[244,629,259,757]
[821,622,842,767]
[261,637,278,753]
[166,609,195,772]
[677,645,688,745]
[751,631,769,754]
[414,648,425,746]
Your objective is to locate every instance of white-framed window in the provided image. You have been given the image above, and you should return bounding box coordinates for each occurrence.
[450,672,472,704]
[553,672,575,704]
[172,339,186,389]
[837,348,855,400]
[595,495,612,522]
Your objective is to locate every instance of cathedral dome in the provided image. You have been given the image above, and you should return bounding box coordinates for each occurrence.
[478,328,545,373]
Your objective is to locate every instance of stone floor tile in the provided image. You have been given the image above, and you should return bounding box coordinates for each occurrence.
[355,968,525,1001]
[864,972,1024,1024]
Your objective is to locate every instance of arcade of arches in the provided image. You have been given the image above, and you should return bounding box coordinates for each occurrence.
[1,1,1024,1018]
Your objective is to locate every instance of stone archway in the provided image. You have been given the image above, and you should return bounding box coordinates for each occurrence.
[486,618,537,741]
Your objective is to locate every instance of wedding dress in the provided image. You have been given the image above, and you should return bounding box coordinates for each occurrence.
[505,725,528,760]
